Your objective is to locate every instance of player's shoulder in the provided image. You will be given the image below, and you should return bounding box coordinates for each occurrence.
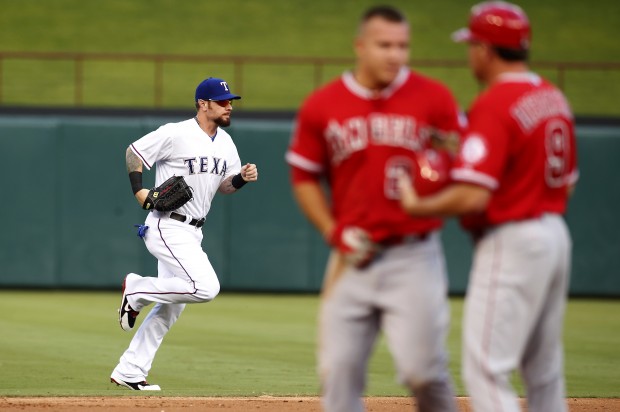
[400,70,458,108]
[303,76,347,104]
[468,88,504,120]
[406,70,454,95]
[490,72,560,94]
[477,73,560,109]
[170,118,196,128]
[155,118,195,132]
[296,76,347,121]
[141,118,197,144]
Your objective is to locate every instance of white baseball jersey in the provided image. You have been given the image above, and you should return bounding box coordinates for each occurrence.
[130,118,242,219]
[113,117,241,384]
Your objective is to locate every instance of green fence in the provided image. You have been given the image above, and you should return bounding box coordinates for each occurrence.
[0,114,618,296]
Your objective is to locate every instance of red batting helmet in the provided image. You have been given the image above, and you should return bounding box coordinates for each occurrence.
[452,1,531,50]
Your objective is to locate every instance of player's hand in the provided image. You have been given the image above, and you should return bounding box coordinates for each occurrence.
[134,188,150,207]
[430,128,460,155]
[241,163,258,182]
[396,170,420,215]
[329,225,378,269]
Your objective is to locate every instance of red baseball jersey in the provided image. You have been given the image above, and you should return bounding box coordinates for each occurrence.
[287,68,462,242]
[452,72,578,230]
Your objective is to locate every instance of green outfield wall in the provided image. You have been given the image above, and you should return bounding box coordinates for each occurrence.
[0,114,618,296]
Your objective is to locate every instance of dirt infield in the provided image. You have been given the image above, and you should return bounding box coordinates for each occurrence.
[1,396,618,411]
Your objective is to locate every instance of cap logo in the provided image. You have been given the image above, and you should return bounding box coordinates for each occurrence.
[486,15,503,26]
[195,77,241,102]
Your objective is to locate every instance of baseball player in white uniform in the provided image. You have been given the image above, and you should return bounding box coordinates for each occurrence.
[110,77,258,391]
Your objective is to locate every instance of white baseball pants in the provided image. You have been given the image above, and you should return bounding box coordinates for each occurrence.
[319,232,457,412]
[463,214,570,412]
[112,211,220,382]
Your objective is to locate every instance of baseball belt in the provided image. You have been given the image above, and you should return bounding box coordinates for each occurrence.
[169,212,205,228]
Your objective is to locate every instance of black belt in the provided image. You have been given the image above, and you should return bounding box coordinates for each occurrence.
[378,232,430,247]
[169,212,205,228]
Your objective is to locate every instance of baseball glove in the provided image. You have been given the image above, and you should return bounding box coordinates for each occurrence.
[142,175,193,212]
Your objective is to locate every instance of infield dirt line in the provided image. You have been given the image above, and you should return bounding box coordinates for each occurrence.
[1,396,619,411]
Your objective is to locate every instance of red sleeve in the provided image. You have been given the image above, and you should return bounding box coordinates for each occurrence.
[451,98,510,190]
[286,93,328,175]
[290,165,321,184]
[431,83,465,135]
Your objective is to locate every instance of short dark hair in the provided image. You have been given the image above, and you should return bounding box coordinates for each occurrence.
[360,5,407,24]
[494,46,529,62]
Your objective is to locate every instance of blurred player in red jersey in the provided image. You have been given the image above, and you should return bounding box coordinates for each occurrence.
[286,5,463,412]
[398,2,578,412]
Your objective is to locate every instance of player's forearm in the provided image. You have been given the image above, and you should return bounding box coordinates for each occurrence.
[292,181,335,240]
[404,184,491,217]
[218,175,238,194]
[219,173,254,194]
[126,147,149,206]
[219,163,258,194]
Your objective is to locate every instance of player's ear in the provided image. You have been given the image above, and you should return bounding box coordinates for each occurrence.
[196,99,209,112]
[354,31,366,57]
[354,38,361,56]
[481,43,495,60]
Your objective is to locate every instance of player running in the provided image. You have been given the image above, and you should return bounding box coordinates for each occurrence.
[110,77,258,391]
[397,2,578,411]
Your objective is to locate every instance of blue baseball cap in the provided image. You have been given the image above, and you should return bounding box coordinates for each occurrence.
[195,77,241,102]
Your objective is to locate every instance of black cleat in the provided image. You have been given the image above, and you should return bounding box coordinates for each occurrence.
[118,275,140,331]
[110,376,161,391]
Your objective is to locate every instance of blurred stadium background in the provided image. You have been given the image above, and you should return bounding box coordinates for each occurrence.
[0,0,619,113]
[1,0,619,296]
[0,0,619,401]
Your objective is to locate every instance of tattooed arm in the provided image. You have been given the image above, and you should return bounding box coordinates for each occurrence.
[218,163,259,194]
[126,146,143,174]
[218,175,238,194]
[126,146,149,206]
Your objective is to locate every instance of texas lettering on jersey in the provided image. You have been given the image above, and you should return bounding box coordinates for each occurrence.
[131,118,242,220]
[184,156,228,176]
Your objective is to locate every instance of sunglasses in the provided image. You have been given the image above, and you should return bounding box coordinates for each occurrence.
[208,99,234,107]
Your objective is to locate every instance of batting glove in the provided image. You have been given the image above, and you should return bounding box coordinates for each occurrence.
[329,225,378,269]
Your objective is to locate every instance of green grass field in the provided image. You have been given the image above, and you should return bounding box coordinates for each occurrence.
[0,291,618,397]
[0,0,619,114]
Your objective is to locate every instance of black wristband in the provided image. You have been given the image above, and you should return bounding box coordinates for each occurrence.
[129,171,143,195]
[231,173,247,189]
